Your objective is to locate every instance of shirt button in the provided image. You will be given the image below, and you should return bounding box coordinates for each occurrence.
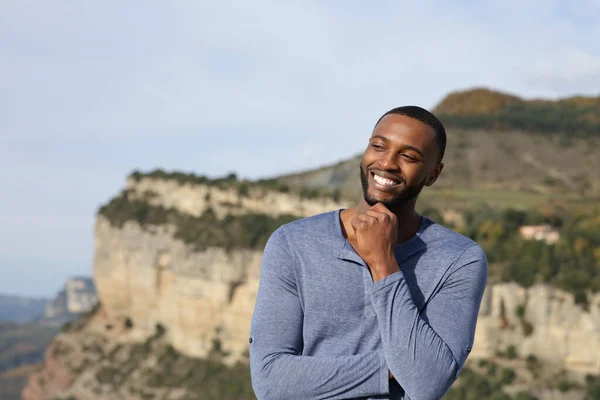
[249,337,253,344]
[467,347,472,353]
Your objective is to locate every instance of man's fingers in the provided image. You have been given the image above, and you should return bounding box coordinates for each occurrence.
[357,213,380,225]
[365,210,388,222]
[371,203,396,222]
[351,217,368,231]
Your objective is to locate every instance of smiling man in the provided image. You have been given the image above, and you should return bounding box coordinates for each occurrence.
[249,106,488,400]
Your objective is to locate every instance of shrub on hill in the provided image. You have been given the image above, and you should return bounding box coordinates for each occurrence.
[98,190,298,251]
[455,205,600,298]
[129,169,342,201]
[434,88,600,137]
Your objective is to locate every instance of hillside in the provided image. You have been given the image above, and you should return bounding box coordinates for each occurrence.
[433,87,600,137]
[280,88,600,207]
[21,88,600,400]
[0,295,49,324]
[0,322,58,400]
[280,130,600,209]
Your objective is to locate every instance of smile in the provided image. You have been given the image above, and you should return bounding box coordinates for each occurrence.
[371,171,401,188]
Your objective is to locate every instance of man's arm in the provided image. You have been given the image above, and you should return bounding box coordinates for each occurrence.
[369,245,488,400]
[249,226,390,400]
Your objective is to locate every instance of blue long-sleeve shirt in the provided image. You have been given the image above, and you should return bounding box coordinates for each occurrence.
[249,209,487,400]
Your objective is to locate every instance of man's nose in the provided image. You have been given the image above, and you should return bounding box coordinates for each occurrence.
[381,152,398,170]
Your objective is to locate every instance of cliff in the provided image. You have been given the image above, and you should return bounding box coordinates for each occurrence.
[94,175,350,363]
[22,171,600,399]
[474,283,600,374]
[39,277,98,327]
[22,175,350,399]
[20,87,600,399]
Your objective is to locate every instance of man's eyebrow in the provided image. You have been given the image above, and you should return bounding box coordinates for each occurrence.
[370,136,425,158]
[403,145,425,158]
[370,135,389,142]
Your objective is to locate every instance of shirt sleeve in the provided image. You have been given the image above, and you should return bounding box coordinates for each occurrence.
[249,226,390,400]
[368,244,488,400]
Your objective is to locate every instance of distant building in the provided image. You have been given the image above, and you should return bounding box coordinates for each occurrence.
[518,225,560,245]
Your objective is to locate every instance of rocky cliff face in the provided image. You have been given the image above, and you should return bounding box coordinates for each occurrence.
[92,176,350,364]
[22,174,600,399]
[474,283,600,374]
[40,277,98,327]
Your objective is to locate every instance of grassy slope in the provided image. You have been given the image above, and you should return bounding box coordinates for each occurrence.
[278,129,600,210]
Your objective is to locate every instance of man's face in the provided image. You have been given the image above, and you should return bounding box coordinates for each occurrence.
[360,114,443,209]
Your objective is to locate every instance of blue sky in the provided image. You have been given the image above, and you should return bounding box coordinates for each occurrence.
[1,0,599,297]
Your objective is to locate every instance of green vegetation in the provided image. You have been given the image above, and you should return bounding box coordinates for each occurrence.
[0,323,58,374]
[90,324,254,400]
[499,368,517,385]
[453,204,600,297]
[98,190,298,251]
[585,374,600,399]
[130,169,235,187]
[141,344,254,399]
[129,169,341,201]
[0,323,58,400]
[557,379,578,393]
[505,346,518,360]
[525,355,541,378]
[514,392,538,400]
[515,305,534,337]
[435,88,600,137]
[102,180,600,298]
[445,365,526,400]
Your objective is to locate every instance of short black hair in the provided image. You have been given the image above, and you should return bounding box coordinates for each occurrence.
[374,106,447,162]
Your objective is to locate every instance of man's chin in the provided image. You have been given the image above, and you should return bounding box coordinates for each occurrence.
[364,189,420,209]
[364,192,395,207]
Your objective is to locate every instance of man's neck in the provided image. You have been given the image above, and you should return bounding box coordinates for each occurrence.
[342,198,421,244]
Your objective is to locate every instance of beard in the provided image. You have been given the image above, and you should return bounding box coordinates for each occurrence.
[359,164,425,209]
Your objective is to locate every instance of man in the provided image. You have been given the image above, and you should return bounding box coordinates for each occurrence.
[249,106,488,400]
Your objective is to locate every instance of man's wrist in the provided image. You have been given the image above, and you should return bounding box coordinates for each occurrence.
[370,255,399,282]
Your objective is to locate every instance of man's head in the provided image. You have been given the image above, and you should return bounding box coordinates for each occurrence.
[360,106,446,209]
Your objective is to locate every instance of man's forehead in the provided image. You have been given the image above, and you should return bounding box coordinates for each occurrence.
[372,114,436,141]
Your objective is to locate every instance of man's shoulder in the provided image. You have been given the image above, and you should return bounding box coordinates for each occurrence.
[269,210,341,256]
[278,209,339,236]
[421,217,485,261]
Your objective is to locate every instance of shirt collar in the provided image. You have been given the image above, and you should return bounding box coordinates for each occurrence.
[333,208,429,266]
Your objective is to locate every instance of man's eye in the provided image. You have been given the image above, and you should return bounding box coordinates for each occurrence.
[402,154,417,161]
[371,144,384,150]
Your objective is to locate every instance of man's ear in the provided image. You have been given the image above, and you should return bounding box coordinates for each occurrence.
[425,163,444,187]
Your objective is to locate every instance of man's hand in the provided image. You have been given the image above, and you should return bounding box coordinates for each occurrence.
[350,203,399,282]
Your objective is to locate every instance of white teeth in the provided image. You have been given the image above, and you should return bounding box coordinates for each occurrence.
[373,174,397,186]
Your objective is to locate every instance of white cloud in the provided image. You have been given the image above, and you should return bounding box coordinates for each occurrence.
[521,49,600,97]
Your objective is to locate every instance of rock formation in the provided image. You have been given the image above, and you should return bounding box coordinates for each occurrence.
[22,173,600,399]
[39,277,98,327]
[474,283,600,374]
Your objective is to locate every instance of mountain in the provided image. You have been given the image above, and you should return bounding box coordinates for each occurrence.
[433,87,600,137]
[21,88,600,400]
[279,88,600,207]
[0,322,58,400]
[38,277,98,327]
[0,278,97,400]
[0,295,49,324]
